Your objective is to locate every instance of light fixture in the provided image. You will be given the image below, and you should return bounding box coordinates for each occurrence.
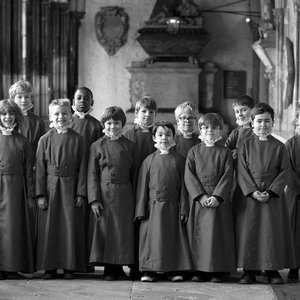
[166,17,181,35]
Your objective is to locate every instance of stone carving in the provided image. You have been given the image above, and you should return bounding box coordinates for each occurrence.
[95,6,129,56]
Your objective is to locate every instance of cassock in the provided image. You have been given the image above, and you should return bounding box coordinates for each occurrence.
[35,128,87,272]
[174,132,200,159]
[185,143,236,272]
[135,149,192,272]
[0,131,35,273]
[236,134,295,270]
[88,136,135,265]
[285,135,300,267]
[70,113,103,151]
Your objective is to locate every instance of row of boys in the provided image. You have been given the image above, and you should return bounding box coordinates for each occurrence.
[0,80,299,285]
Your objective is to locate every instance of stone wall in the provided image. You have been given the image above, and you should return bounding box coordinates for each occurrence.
[78,0,254,128]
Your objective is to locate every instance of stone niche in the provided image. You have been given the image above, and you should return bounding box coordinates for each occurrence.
[126,61,201,121]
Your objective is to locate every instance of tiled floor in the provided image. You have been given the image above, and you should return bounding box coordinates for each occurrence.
[0,268,298,300]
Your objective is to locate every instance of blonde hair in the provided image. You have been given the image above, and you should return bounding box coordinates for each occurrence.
[174,101,198,120]
[49,98,71,115]
[9,80,33,99]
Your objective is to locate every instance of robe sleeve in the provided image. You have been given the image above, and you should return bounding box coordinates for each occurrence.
[35,138,47,197]
[76,136,87,197]
[267,144,291,197]
[237,143,258,197]
[184,148,207,200]
[87,143,102,205]
[225,129,238,150]
[212,149,233,202]
[285,139,300,194]
[24,139,34,198]
[135,156,151,220]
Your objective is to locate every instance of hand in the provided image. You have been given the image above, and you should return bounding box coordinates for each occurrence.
[75,196,84,208]
[37,196,48,210]
[259,191,270,203]
[180,214,187,223]
[232,149,238,160]
[28,197,35,209]
[199,194,209,207]
[206,196,219,208]
[91,202,104,218]
[252,191,269,203]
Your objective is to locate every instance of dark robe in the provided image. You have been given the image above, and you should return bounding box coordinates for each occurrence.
[35,128,87,272]
[19,111,46,236]
[0,131,35,273]
[236,134,295,270]
[87,136,135,265]
[174,132,200,158]
[70,113,103,151]
[123,125,155,173]
[69,113,103,263]
[19,111,46,155]
[185,143,235,272]
[135,149,192,272]
[285,135,300,267]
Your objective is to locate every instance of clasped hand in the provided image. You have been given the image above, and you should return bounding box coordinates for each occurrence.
[199,195,219,208]
[252,190,269,202]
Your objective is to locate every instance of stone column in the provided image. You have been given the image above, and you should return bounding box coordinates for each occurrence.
[273,7,284,130]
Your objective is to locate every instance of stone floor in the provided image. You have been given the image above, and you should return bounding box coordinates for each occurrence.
[0,268,299,300]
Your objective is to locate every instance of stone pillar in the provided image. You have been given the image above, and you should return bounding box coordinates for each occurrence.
[273,8,284,130]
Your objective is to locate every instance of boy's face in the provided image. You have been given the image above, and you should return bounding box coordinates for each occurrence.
[233,105,251,125]
[49,105,71,128]
[135,106,156,126]
[14,92,32,111]
[0,111,15,128]
[153,126,174,148]
[104,118,123,136]
[177,111,197,132]
[73,89,93,113]
[199,124,221,142]
[252,112,273,135]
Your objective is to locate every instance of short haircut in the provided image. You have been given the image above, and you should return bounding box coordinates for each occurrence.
[174,101,198,120]
[232,95,255,109]
[9,80,33,98]
[152,120,175,137]
[75,87,93,99]
[49,98,72,115]
[198,113,224,130]
[135,96,157,114]
[250,102,274,122]
[0,99,24,130]
[100,106,126,127]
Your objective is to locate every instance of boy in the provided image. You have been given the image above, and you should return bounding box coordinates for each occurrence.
[36,99,87,279]
[225,95,254,162]
[123,95,157,278]
[88,106,136,280]
[9,80,46,154]
[135,121,191,282]
[70,87,103,273]
[70,87,103,151]
[285,116,300,279]
[174,101,200,158]
[123,95,157,170]
[236,103,295,284]
[185,113,235,283]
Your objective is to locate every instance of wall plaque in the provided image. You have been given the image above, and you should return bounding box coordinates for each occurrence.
[95,6,129,56]
[223,70,246,99]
